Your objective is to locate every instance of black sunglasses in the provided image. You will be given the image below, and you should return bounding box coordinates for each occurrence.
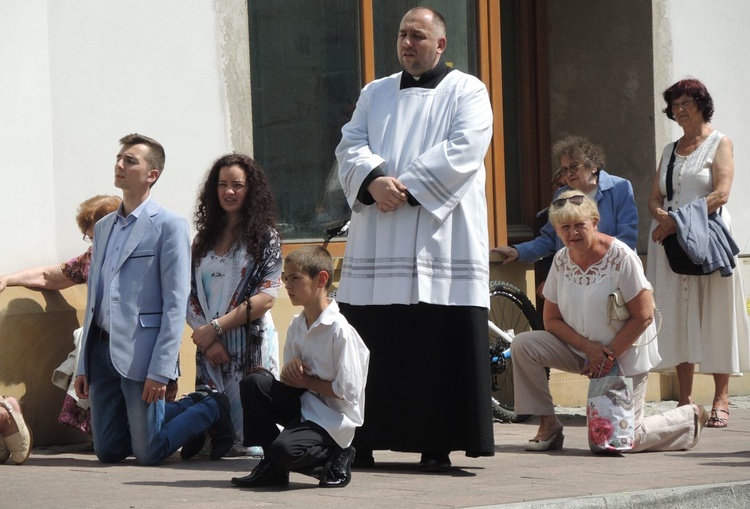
[552,195,585,209]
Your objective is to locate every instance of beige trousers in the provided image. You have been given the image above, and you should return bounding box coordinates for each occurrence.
[511,330,697,452]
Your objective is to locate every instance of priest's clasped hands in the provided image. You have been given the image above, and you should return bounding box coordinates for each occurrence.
[369,176,408,213]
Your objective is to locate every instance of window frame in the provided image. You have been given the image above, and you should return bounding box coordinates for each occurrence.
[279,0,549,256]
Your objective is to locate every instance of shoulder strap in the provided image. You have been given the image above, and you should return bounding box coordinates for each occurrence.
[665,141,679,203]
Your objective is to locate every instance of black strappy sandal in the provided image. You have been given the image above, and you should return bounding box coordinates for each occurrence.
[706,408,729,428]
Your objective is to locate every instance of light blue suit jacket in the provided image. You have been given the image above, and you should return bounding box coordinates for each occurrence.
[77,199,191,382]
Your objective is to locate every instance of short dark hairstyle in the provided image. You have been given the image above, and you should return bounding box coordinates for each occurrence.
[75,195,121,233]
[284,246,334,289]
[663,78,714,122]
[405,6,447,37]
[551,135,606,171]
[119,133,166,174]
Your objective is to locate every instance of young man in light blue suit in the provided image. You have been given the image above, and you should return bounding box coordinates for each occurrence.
[75,134,232,465]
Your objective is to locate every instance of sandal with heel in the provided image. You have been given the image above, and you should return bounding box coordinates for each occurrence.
[706,408,729,428]
[525,429,565,451]
[692,405,709,447]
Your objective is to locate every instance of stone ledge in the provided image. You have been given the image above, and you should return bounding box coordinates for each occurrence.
[0,286,197,446]
[549,368,750,408]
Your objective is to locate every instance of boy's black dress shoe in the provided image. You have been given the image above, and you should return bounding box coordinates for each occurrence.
[231,459,289,488]
[319,446,355,488]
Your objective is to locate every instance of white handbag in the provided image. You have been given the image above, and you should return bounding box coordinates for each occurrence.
[607,289,662,340]
[607,289,630,323]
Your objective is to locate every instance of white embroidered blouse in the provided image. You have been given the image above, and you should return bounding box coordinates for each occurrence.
[543,239,661,375]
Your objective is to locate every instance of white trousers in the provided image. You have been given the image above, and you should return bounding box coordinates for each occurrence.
[511,330,697,452]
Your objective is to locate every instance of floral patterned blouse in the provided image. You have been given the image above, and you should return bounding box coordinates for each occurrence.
[60,246,93,284]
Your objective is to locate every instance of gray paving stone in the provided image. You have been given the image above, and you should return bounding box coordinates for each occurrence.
[4,399,750,508]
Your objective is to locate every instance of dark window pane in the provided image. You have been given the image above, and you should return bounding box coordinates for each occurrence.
[248,1,361,241]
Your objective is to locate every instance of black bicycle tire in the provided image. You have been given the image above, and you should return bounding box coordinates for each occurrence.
[488,280,543,423]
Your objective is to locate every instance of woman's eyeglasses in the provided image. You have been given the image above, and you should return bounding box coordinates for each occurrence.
[557,161,583,176]
[671,98,694,111]
[82,233,93,243]
[552,195,585,209]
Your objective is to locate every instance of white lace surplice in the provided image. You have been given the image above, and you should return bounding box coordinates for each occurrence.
[543,239,661,376]
[646,131,750,374]
[335,70,493,308]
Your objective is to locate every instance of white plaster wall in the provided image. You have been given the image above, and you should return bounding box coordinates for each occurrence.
[0,1,57,268]
[0,0,233,273]
[662,0,750,253]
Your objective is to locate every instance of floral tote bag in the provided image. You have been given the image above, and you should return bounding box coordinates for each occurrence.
[586,364,635,453]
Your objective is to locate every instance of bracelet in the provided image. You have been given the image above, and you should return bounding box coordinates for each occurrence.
[210,319,223,338]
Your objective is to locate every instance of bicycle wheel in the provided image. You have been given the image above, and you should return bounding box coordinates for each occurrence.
[488,280,543,423]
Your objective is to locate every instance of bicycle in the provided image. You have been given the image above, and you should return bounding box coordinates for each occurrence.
[487,281,543,422]
[320,220,544,423]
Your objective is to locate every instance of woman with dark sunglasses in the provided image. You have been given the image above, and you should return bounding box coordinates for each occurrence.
[510,191,705,453]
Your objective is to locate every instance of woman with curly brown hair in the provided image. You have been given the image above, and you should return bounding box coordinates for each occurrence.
[186,154,283,458]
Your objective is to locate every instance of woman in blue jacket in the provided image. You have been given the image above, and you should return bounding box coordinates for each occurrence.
[494,136,638,266]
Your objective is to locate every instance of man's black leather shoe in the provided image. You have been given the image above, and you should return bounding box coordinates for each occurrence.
[351,448,374,468]
[419,452,451,473]
[319,446,355,488]
[231,459,289,488]
[180,431,206,460]
[208,391,235,460]
[178,391,211,460]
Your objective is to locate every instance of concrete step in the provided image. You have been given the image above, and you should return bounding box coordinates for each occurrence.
[549,368,750,407]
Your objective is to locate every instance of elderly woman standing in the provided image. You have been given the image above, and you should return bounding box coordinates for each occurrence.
[647,78,750,428]
[494,136,638,265]
[511,191,705,453]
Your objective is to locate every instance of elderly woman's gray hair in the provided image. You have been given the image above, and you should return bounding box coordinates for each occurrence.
[548,189,600,227]
[552,135,606,172]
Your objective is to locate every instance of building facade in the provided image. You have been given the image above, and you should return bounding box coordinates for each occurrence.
[1,0,748,444]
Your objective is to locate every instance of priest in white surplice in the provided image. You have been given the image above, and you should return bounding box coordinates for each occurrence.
[336,6,494,471]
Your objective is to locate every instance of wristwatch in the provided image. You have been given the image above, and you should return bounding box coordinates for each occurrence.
[210,319,223,338]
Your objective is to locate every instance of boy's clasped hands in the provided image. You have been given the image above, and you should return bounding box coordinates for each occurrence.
[280,359,313,389]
